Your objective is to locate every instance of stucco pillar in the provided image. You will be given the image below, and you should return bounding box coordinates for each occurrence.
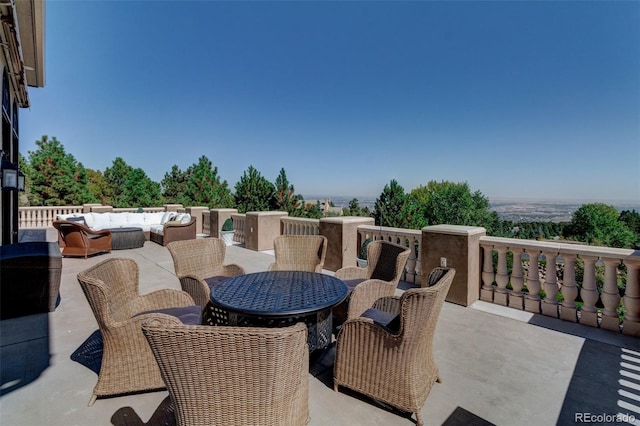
[422,225,486,306]
[209,208,238,238]
[245,211,288,251]
[163,204,183,213]
[319,216,375,272]
[186,206,208,235]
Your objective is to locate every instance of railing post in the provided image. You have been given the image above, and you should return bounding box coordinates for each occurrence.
[524,249,541,313]
[559,254,578,322]
[494,246,510,306]
[480,244,495,302]
[600,257,621,332]
[509,248,525,310]
[422,225,486,306]
[319,216,374,272]
[622,260,640,336]
[579,255,600,327]
[541,250,559,318]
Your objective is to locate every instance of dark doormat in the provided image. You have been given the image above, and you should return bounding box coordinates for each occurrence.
[442,407,494,426]
[70,329,103,375]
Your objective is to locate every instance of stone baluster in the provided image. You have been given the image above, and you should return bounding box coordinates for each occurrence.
[541,251,559,318]
[559,254,578,322]
[509,248,525,310]
[579,255,599,327]
[600,257,621,332]
[623,260,640,336]
[414,237,422,285]
[524,249,542,313]
[480,244,495,302]
[404,235,417,284]
[494,246,509,306]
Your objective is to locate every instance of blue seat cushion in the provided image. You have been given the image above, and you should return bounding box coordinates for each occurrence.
[204,276,228,291]
[343,278,367,293]
[137,305,202,325]
[361,307,401,333]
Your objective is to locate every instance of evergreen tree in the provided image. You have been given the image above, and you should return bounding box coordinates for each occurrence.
[274,168,302,213]
[183,156,234,208]
[161,165,188,204]
[619,209,640,248]
[373,179,410,227]
[119,168,163,208]
[234,165,275,213]
[86,168,109,205]
[103,157,134,207]
[26,135,96,206]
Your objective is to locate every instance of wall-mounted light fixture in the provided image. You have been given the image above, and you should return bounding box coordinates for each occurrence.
[0,150,23,191]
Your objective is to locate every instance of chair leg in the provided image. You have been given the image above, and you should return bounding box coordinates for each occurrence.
[415,411,424,426]
[88,394,97,406]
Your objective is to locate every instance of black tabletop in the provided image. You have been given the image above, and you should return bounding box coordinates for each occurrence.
[211,271,348,317]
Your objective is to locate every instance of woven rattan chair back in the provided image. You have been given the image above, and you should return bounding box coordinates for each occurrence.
[76,257,196,406]
[365,240,411,284]
[334,267,455,426]
[142,317,309,426]
[77,257,141,328]
[269,235,327,273]
[167,238,226,278]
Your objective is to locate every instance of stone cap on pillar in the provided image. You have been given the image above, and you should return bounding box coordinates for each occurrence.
[423,224,486,236]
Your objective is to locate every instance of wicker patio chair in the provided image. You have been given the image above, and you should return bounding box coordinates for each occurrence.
[268,235,327,273]
[53,219,112,259]
[333,267,455,426]
[76,257,199,406]
[166,238,246,309]
[333,240,411,324]
[142,317,309,426]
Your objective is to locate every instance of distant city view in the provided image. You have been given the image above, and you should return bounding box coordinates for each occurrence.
[305,196,640,223]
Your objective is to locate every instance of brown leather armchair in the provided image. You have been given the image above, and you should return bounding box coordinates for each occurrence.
[53,220,112,259]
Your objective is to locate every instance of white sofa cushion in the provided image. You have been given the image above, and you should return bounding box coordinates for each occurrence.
[180,213,191,224]
[160,212,173,224]
[149,224,164,235]
[144,212,165,224]
[109,213,131,227]
[90,213,111,230]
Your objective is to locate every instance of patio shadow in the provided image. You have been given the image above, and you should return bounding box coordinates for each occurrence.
[0,313,51,396]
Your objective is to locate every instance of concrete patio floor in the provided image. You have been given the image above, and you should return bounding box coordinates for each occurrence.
[1,236,639,426]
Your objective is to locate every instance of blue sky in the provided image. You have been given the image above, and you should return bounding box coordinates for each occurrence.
[20,1,640,202]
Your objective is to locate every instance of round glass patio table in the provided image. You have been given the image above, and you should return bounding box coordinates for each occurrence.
[209,271,348,352]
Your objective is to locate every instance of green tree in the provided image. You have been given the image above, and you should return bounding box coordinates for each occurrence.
[18,153,31,206]
[161,165,188,204]
[103,157,134,207]
[274,168,302,213]
[373,179,410,227]
[86,168,109,205]
[119,168,163,208]
[234,165,275,213]
[343,198,372,217]
[411,180,498,232]
[619,209,640,248]
[564,203,635,248]
[182,156,234,208]
[26,135,96,206]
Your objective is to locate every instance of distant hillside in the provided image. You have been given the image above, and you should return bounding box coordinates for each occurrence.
[305,195,640,224]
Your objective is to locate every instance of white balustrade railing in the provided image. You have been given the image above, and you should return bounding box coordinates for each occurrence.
[19,206,83,228]
[231,213,246,243]
[480,236,640,336]
[281,217,320,236]
[357,224,422,285]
